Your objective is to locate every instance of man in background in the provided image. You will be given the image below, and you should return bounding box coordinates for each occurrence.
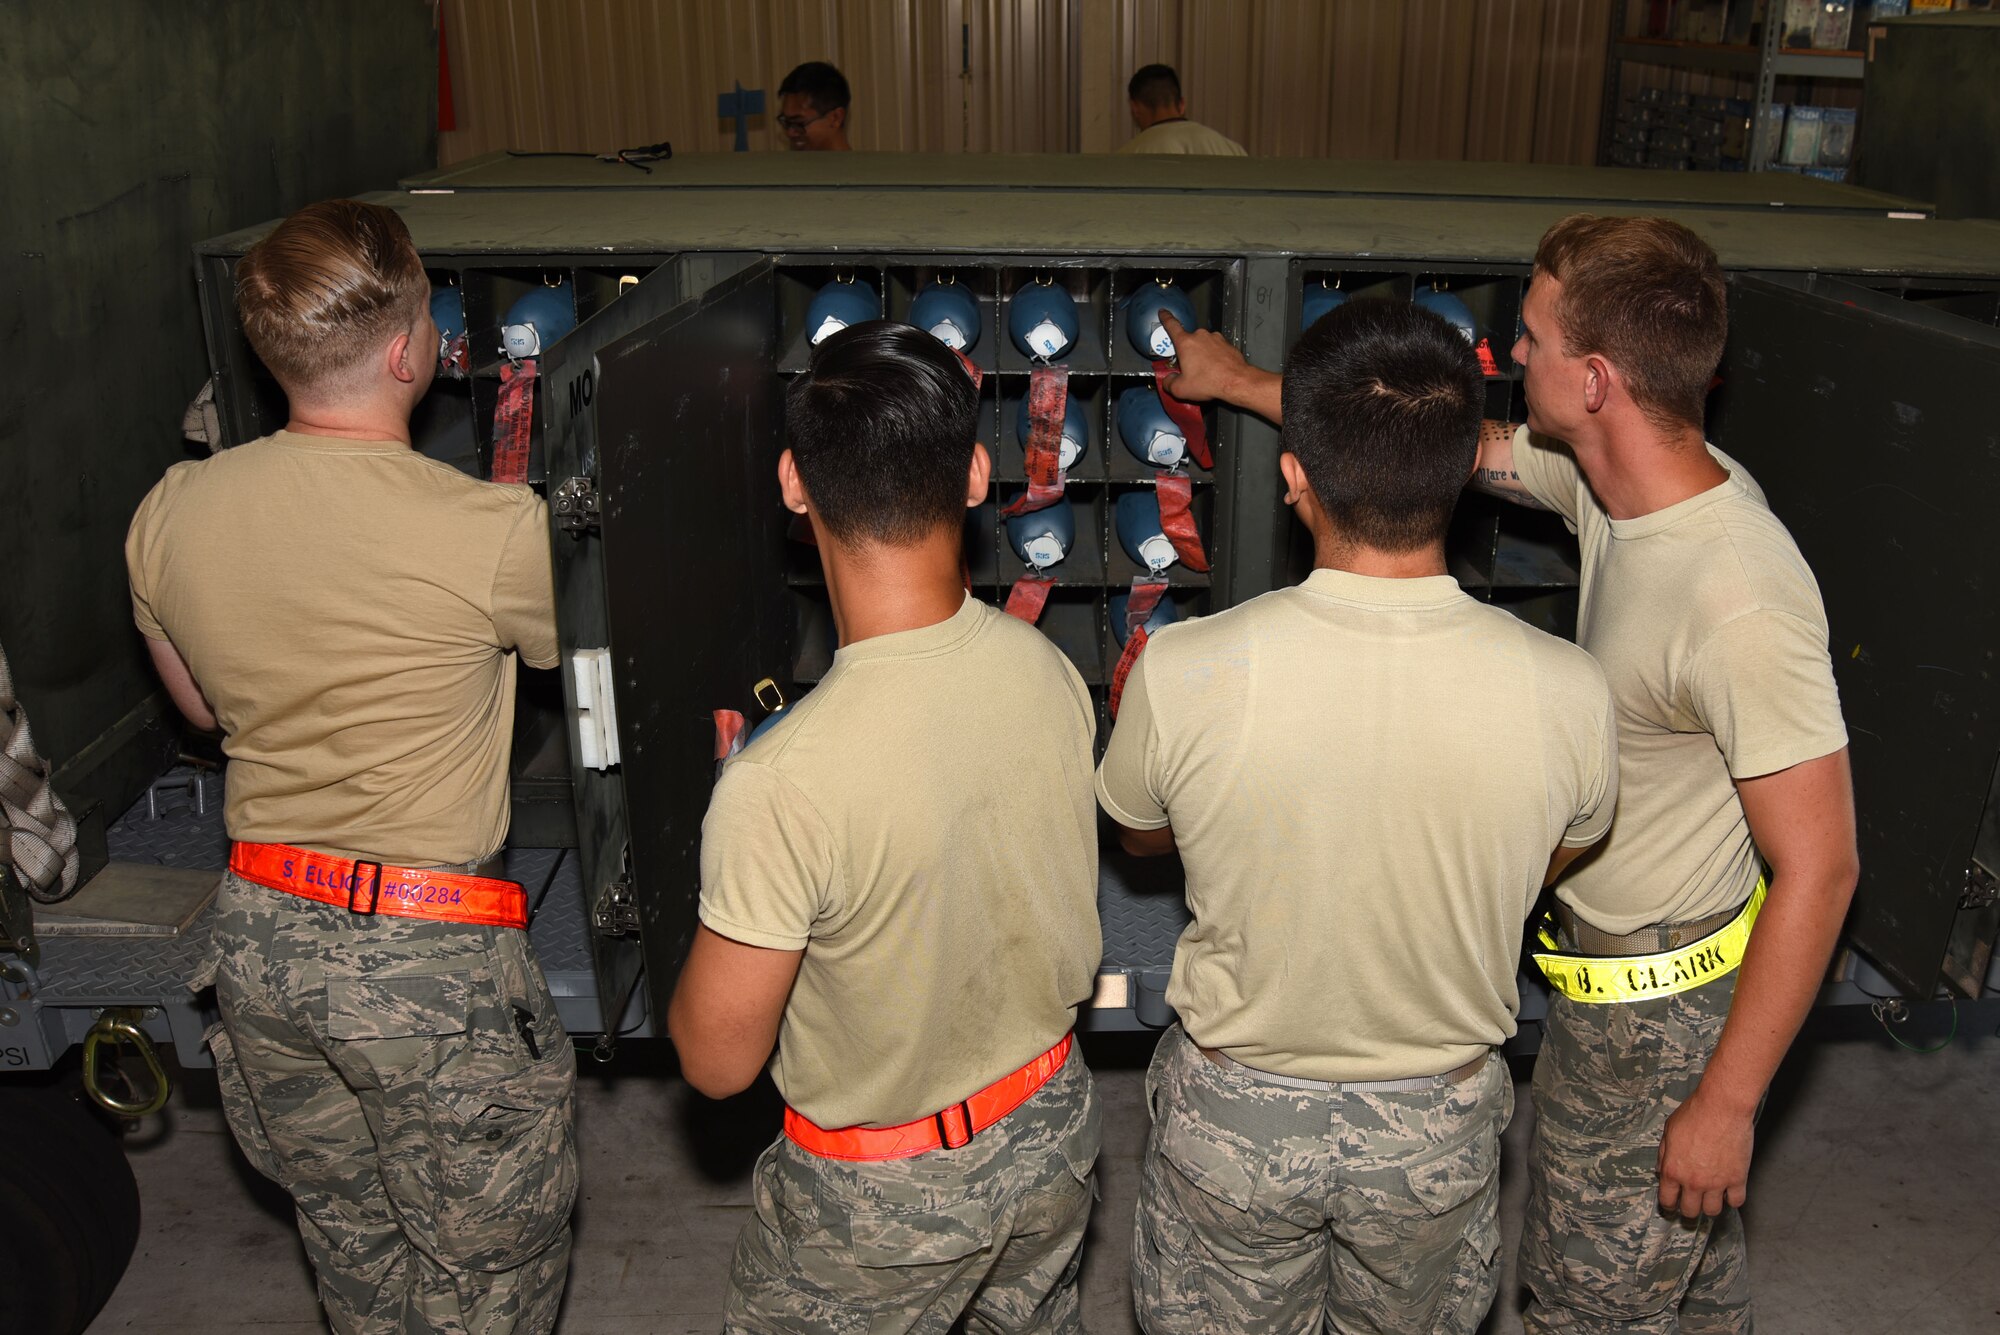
[778,60,853,151]
[1117,63,1246,156]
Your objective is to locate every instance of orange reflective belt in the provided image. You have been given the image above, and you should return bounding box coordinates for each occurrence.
[229,841,530,931]
[783,1034,1073,1162]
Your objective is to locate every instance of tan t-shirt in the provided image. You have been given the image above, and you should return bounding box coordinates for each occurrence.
[699,595,1102,1129]
[126,431,558,867]
[1096,569,1617,1082]
[1513,426,1848,933]
[1116,120,1249,156]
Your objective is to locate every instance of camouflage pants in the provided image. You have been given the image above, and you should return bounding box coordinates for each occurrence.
[1133,1025,1511,1335]
[199,870,578,1335]
[724,1040,1099,1334]
[1522,967,1750,1334]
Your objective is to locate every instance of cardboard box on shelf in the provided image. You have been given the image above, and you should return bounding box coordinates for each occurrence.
[1782,105,1825,167]
[1819,107,1858,167]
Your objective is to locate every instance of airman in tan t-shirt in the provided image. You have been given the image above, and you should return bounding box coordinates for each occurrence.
[698,593,1101,1129]
[1512,426,1847,932]
[670,320,1104,1332]
[127,430,558,866]
[1098,567,1617,1082]
[1105,295,1614,1335]
[126,198,577,1334]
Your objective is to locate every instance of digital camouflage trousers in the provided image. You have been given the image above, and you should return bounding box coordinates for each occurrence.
[1133,1025,1512,1335]
[1522,967,1750,1334]
[199,870,578,1335]
[724,1041,1100,1334]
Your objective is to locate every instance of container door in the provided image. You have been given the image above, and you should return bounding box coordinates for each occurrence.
[1711,273,2000,998]
[542,261,785,1031]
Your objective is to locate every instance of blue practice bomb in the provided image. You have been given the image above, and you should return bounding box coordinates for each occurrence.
[1115,491,1181,574]
[1009,282,1079,361]
[1124,280,1196,360]
[1299,283,1347,332]
[499,282,576,360]
[909,279,981,353]
[1117,387,1188,469]
[1110,590,1177,648]
[806,278,880,346]
[1015,395,1091,473]
[1413,288,1479,346]
[1004,497,1076,571]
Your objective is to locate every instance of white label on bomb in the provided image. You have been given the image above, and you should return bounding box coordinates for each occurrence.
[501,325,539,359]
[1148,325,1176,358]
[1027,320,1069,358]
[930,321,967,350]
[1058,435,1082,471]
[1147,431,1185,466]
[1023,535,1066,569]
[1138,534,1178,573]
[812,315,849,345]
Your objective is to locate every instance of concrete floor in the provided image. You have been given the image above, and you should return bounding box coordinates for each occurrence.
[88,1009,2000,1334]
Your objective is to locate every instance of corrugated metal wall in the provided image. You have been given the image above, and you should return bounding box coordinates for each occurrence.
[439,0,1607,165]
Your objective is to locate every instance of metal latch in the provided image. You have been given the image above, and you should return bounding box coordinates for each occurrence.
[553,475,600,535]
[592,878,640,936]
[570,648,621,770]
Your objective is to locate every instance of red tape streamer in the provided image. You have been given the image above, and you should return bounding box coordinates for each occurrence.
[492,358,537,484]
[1109,580,1169,718]
[1151,360,1212,469]
[1004,575,1055,625]
[953,348,984,392]
[1475,338,1500,378]
[1155,474,1210,573]
[1000,364,1069,518]
[712,709,747,775]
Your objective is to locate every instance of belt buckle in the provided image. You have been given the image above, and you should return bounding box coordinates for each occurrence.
[347,861,384,916]
[934,1100,975,1151]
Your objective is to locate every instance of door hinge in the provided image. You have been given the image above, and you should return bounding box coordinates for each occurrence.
[592,878,640,936]
[553,476,600,535]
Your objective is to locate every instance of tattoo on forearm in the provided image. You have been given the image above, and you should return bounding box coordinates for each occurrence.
[1471,467,1551,510]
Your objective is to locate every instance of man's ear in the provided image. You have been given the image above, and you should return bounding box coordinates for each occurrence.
[1279,451,1310,507]
[1583,353,1614,415]
[778,449,811,515]
[387,330,419,386]
[828,106,847,132]
[1280,451,1327,531]
[965,442,992,508]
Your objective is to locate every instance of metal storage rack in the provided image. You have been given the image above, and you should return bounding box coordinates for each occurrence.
[1600,1,1870,175]
[169,162,2000,1044]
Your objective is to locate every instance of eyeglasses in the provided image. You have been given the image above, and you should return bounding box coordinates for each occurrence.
[776,109,830,134]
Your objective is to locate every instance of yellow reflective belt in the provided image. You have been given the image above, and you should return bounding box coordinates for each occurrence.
[1533,878,1766,1005]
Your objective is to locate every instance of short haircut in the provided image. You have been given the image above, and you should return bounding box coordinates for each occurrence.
[1280,299,1484,553]
[1533,214,1727,432]
[786,320,979,545]
[1128,63,1182,109]
[779,61,851,113]
[234,199,427,392]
